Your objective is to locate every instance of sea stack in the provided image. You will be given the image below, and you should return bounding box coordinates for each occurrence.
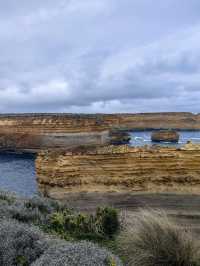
[151,130,180,143]
[109,130,131,145]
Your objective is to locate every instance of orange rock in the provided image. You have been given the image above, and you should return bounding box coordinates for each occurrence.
[0,112,199,151]
[35,143,200,199]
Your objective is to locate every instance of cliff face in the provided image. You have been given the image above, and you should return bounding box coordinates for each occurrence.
[0,112,200,151]
[0,131,109,151]
[1,112,200,133]
[36,143,200,199]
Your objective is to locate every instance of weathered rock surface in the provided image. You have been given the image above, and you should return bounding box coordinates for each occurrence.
[0,112,200,151]
[36,143,200,199]
[151,130,180,143]
[109,130,131,145]
[0,131,110,152]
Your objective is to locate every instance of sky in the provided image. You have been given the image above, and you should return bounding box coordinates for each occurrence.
[1,0,200,113]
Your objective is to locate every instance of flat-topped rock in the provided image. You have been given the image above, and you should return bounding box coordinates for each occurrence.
[109,130,131,145]
[151,130,180,143]
[36,143,200,199]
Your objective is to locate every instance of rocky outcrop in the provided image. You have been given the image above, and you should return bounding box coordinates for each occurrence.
[0,112,200,151]
[109,130,131,145]
[36,143,200,199]
[151,130,179,143]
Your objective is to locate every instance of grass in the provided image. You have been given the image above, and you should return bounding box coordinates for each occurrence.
[118,210,200,266]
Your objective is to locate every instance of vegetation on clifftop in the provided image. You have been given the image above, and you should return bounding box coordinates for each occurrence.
[0,190,122,266]
[0,190,200,266]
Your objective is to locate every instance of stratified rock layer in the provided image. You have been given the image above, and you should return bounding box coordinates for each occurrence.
[151,130,180,143]
[109,130,131,145]
[0,112,200,151]
[36,143,200,199]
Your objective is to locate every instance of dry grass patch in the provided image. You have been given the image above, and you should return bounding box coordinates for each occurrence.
[118,210,200,266]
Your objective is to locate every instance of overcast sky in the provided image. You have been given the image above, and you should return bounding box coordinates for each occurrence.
[1,0,200,113]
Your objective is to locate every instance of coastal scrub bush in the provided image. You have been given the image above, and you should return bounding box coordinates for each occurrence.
[118,210,200,266]
[0,192,23,220]
[0,192,69,226]
[0,191,121,261]
[0,190,16,205]
[96,207,120,237]
[24,196,66,214]
[0,219,50,266]
[24,196,54,214]
[9,204,45,224]
[48,207,119,241]
[0,217,122,266]
[31,241,123,266]
[48,210,101,240]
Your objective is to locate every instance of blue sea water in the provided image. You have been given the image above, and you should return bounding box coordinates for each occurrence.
[0,131,200,196]
[0,153,37,196]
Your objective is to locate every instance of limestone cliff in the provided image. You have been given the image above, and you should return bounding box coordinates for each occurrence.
[0,131,109,152]
[36,143,200,199]
[0,112,200,151]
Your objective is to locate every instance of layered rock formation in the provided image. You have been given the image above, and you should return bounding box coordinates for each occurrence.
[109,130,131,145]
[36,143,200,199]
[0,131,110,152]
[0,112,200,151]
[151,130,180,143]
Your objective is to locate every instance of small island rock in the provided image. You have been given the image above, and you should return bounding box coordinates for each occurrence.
[109,130,131,145]
[151,130,179,143]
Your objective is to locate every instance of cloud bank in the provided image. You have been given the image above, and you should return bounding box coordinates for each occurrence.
[1,0,200,113]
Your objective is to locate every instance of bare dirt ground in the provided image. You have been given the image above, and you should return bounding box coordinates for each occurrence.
[63,192,200,234]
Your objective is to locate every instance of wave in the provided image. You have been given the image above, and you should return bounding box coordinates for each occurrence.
[134,137,144,141]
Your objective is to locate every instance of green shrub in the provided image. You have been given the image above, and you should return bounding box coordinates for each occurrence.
[97,207,119,237]
[118,210,200,266]
[48,211,98,240]
[48,207,119,241]
[49,210,72,235]
[16,255,27,266]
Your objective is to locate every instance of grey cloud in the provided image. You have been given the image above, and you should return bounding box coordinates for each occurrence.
[0,0,200,113]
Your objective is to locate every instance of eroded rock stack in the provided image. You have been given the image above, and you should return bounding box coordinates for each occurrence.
[151,130,180,143]
[109,130,131,145]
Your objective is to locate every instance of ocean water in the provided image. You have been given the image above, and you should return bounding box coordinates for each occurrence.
[129,131,200,147]
[0,153,37,196]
